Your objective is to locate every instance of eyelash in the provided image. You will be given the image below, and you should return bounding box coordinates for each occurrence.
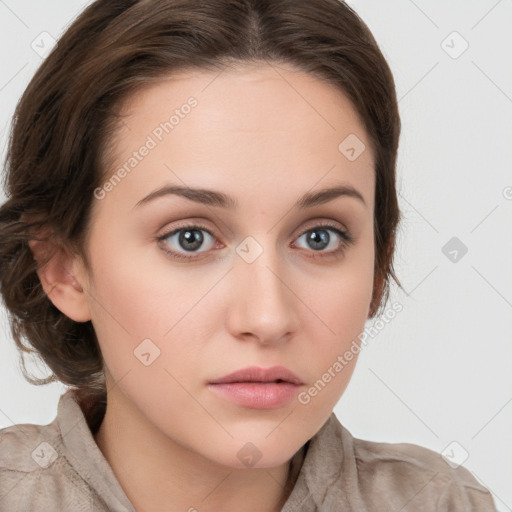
[156,221,355,261]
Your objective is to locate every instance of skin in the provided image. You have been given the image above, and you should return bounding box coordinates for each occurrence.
[32,62,378,512]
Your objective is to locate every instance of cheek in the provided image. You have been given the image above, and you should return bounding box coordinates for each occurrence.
[295,242,374,390]
[86,229,203,333]
[304,242,374,339]
[84,238,222,378]
[295,279,371,417]
[301,281,368,390]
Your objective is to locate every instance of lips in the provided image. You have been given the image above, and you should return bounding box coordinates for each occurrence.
[208,365,304,386]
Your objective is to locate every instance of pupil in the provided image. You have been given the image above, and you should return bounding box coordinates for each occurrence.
[308,229,329,250]
[179,229,203,251]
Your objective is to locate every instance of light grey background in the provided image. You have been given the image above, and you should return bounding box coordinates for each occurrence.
[1,0,511,509]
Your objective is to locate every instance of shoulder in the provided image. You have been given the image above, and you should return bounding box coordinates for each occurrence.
[350,433,496,511]
[0,420,99,510]
[0,420,60,472]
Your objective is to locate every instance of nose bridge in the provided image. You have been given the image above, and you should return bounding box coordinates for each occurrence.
[228,234,297,343]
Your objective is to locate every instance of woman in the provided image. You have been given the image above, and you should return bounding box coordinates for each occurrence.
[0,0,496,510]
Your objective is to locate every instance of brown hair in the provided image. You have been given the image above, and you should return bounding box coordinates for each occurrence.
[0,0,402,420]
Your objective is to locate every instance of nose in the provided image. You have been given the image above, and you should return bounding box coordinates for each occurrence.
[225,242,299,346]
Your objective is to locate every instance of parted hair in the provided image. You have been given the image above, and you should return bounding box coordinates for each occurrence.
[0,0,402,425]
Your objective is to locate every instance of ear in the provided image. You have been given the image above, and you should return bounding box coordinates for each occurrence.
[28,238,92,323]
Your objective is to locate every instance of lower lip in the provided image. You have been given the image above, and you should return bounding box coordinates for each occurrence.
[208,382,301,409]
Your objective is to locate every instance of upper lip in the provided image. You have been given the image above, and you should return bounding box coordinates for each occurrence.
[208,366,303,385]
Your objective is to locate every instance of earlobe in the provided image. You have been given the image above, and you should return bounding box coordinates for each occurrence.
[28,239,92,323]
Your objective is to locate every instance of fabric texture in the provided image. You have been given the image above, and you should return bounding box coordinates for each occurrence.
[0,388,496,511]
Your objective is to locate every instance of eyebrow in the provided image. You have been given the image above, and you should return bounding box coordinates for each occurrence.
[134,183,367,210]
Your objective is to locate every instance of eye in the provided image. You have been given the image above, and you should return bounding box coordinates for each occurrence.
[157,224,218,260]
[157,222,354,261]
[293,224,353,256]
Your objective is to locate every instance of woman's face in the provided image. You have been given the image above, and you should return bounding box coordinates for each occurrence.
[76,62,376,468]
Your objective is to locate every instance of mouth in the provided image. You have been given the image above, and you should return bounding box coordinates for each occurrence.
[208,365,304,386]
[207,367,304,409]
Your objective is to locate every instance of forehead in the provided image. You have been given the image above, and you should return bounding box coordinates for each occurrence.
[101,62,375,210]
[117,62,370,141]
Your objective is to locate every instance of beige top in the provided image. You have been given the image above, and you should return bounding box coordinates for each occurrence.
[0,388,496,511]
